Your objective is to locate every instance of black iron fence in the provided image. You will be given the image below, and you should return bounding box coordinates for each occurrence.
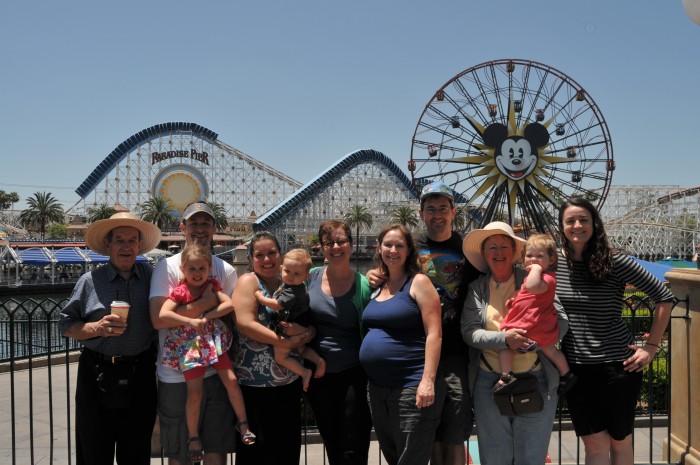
[0,295,681,464]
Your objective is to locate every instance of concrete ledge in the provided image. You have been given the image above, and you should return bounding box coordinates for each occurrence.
[0,350,80,373]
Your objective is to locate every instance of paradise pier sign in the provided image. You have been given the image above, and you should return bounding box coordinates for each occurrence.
[151,149,210,165]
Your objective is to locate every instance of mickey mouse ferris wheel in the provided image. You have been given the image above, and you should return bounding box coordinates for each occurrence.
[409,59,614,238]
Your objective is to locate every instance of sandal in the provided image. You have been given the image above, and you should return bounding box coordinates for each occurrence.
[187,436,204,463]
[557,371,579,396]
[493,372,517,394]
[236,420,257,445]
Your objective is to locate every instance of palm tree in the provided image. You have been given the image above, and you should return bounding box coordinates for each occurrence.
[19,191,64,240]
[453,208,467,232]
[87,204,117,223]
[344,205,373,254]
[0,190,20,210]
[390,206,419,228]
[206,201,229,231]
[139,196,177,230]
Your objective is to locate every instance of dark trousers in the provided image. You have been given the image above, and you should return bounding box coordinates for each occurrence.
[75,349,157,465]
[236,379,302,465]
[305,365,373,465]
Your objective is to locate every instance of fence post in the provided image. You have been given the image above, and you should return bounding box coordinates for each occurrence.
[666,269,699,465]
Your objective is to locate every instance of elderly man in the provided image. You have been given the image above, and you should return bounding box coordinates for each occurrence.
[149,202,238,465]
[369,180,480,465]
[59,212,161,465]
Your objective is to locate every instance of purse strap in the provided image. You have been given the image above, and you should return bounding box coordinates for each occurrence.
[480,353,540,374]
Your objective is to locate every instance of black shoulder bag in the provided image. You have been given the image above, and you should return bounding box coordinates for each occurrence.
[482,354,544,416]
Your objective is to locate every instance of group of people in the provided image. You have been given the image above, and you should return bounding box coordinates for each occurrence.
[58,182,675,465]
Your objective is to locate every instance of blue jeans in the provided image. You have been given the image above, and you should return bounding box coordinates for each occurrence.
[473,368,557,465]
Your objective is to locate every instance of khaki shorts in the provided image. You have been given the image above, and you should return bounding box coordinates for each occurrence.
[157,375,236,462]
[435,354,473,444]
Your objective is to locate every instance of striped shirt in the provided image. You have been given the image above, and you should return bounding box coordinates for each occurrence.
[555,252,674,364]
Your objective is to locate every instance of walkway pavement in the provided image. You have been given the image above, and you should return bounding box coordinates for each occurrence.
[1,362,670,465]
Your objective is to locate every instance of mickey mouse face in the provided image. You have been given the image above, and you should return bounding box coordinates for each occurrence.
[496,137,538,180]
[482,122,549,182]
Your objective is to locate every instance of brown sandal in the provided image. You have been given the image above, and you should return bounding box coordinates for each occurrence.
[236,420,256,445]
[187,436,203,463]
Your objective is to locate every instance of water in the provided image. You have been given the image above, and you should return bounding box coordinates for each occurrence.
[0,259,375,360]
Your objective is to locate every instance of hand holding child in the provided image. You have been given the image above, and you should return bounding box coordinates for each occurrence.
[188,317,206,331]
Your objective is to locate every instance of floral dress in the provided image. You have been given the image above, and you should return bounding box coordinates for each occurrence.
[161,278,232,372]
[232,275,299,387]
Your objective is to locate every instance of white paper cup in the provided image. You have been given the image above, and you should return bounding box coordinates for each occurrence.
[110,301,130,319]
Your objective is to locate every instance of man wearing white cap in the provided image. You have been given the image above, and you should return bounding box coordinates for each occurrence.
[369,180,480,465]
[149,202,238,465]
[59,212,161,465]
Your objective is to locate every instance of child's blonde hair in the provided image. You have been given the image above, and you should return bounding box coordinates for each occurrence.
[284,248,313,271]
[180,244,213,269]
[525,234,558,269]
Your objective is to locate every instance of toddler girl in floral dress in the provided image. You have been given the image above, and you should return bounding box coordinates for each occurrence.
[159,245,255,462]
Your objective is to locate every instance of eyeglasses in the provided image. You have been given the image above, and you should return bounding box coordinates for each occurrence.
[322,239,350,248]
[423,207,451,216]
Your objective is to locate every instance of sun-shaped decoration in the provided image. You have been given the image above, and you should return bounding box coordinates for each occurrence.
[455,94,574,216]
[152,164,209,215]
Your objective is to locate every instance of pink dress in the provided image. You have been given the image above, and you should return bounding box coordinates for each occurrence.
[500,271,559,347]
[161,278,233,372]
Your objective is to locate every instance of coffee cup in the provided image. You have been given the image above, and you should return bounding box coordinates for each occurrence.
[110,301,130,319]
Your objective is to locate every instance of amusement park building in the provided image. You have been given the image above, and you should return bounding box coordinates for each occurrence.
[254,149,419,253]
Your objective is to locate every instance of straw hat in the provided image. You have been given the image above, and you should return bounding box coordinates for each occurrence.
[85,212,161,256]
[462,221,526,272]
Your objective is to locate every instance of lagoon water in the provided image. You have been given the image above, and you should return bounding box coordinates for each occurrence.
[0,258,376,360]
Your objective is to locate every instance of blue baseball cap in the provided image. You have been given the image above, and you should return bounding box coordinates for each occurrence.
[420,180,455,202]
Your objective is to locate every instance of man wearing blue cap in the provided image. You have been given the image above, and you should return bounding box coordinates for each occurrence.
[369,180,480,465]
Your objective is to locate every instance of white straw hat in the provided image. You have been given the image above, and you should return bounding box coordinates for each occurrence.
[85,212,161,256]
[462,221,526,272]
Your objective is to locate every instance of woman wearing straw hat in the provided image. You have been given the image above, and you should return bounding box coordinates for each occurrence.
[59,212,161,465]
[459,222,568,465]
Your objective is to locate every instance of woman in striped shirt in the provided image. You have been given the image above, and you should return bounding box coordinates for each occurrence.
[556,197,674,465]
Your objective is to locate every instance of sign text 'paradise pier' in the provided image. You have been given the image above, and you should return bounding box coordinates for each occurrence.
[151,149,210,165]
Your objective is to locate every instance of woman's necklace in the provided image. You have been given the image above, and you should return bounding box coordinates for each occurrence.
[491,275,512,290]
[383,272,408,297]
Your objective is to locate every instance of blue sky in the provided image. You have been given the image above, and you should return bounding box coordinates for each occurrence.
[1,1,698,209]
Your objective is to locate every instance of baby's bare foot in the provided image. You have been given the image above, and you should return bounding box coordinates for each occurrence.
[302,369,313,392]
[314,358,326,378]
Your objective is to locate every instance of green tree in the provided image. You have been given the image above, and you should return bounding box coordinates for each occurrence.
[0,190,20,210]
[87,203,117,223]
[453,208,467,232]
[47,223,68,239]
[344,205,373,254]
[206,201,229,231]
[139,196,176,230]
[390,206,419,228]
[19,192,64,240]
[309,234,319,246]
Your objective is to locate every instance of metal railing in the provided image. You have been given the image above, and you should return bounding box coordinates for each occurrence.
[0,295,683,465]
